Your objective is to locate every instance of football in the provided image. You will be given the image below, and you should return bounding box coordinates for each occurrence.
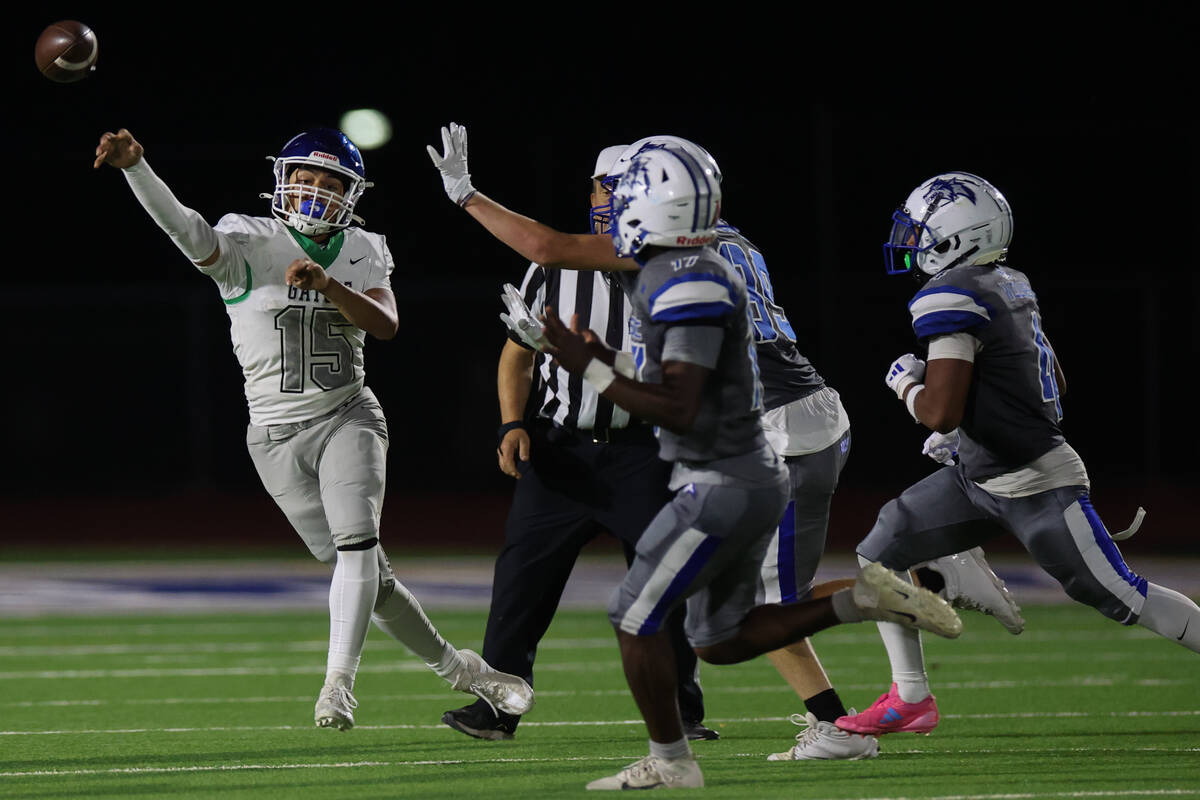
[35,20,98,83]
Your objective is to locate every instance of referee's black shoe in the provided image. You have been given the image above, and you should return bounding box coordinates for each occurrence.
[442,702,519,741]
[684,720,720,741]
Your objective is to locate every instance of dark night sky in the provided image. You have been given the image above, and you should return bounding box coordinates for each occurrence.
[6,14,1197,543]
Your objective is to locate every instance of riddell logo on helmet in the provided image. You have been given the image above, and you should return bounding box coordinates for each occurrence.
[308,151,340,164]
[676,234,716,246]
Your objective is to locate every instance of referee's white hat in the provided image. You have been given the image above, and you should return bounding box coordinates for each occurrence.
[593,145,629,180]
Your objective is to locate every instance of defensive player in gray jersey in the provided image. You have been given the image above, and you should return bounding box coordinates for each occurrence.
[93,127,533,733]
[837,171,1200,738]
[536,144,962,790]
[429,126,1021,762]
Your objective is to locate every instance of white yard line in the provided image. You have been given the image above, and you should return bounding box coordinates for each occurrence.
[2,711,1198,736]
[5,677,1192,708]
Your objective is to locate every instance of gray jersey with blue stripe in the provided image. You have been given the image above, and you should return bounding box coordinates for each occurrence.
[628,246,771,465]
[714,223,824,410]
[908,262,1065,480]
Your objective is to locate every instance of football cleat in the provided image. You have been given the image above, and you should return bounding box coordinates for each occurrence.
[586,754,704,790]
[835,685,938,735]
[441,702,518,741]
[767,711,879,761]
[450,649,535,717]
[854,562,963,638]
[683,720,720,741]
[314,674,357,731]
[922,547,1025,634]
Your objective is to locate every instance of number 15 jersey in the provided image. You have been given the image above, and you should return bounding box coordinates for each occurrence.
[198,214,395,426]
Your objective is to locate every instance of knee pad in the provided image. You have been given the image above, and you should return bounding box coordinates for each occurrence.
[1055,570,1135,624]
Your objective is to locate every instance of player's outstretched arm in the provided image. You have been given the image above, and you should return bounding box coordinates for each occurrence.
[93,128,221,267]
[542,307,707,433]
[427,122,634,272]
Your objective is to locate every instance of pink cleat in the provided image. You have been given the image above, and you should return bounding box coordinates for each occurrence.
[836,684,939,735]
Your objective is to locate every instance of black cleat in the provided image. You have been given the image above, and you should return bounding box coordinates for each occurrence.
[684,720,720,741]
[441,703,519,741]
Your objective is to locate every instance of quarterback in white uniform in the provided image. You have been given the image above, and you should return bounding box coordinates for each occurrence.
[94,126,533,731]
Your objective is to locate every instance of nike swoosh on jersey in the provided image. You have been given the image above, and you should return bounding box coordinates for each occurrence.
[349,255,367,264]
[1178,619,1190,641]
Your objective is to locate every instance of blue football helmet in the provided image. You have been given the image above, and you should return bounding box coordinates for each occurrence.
[263,128,372,236]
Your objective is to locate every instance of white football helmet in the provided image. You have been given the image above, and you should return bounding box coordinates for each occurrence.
[603,135,722,189]
[609,144,721,259]
[885,171,1013,277]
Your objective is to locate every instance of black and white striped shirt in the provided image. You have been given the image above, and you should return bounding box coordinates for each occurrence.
[509,263,635,436]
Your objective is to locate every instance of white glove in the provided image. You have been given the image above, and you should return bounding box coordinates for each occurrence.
[922,429,960,465]
[885,353,926,400]
[426,122,476,206]
[499,283,549,351]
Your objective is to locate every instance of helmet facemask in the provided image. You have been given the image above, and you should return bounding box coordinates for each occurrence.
[271,158,366,237]
[883,172,1013,278]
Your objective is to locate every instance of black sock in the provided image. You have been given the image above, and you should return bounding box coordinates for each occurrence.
[804,688,848,723]
[915,566,945,594]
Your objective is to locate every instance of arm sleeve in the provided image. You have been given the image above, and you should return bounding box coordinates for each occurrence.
[662,324,724,369]
[122,159,220,263]
[927,331,982,362]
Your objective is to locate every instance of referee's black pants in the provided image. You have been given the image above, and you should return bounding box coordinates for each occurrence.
[467,419,705,729]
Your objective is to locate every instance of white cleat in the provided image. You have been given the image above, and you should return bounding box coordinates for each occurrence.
[586,754,704,790]
[924,547,1025,634]
[767,711,879,761]
[314,674,357,731]
[855,562,963,638]
[450,649,535,716]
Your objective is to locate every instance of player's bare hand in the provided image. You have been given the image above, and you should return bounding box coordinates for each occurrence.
[286,259,330,292]
[497,429,531,479]
[93,128,144,169]
[542,306,610,373]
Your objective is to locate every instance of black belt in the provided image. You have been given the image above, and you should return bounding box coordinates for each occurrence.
[533,418,655,446]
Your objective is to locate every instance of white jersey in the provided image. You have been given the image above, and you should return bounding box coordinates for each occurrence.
[199,214,395,426]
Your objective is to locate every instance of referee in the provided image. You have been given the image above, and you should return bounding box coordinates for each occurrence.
[441,146,716,742]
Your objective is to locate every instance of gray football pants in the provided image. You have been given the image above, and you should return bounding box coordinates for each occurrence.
[246,388,388,564]
[857,465,1148,623]
[759,429,851,604]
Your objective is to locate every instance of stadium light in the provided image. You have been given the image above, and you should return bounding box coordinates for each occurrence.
[339,109,393,150]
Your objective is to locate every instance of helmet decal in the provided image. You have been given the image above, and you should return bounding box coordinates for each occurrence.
[924,177,978,206]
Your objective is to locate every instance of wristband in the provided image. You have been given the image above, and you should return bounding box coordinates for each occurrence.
[583,358,617,393]
[496,420,526,446]
[613,351,636,379]
[905,384,924,422]
[892,372,919,401]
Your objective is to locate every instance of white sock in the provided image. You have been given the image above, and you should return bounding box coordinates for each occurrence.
[649,737,692,761]
[372,576,462,677]
[326,547,380,684]
[1138,582,1200,653]
[858,555,929,702]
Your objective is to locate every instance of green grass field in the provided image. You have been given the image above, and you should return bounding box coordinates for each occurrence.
[2,604,1198,799]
